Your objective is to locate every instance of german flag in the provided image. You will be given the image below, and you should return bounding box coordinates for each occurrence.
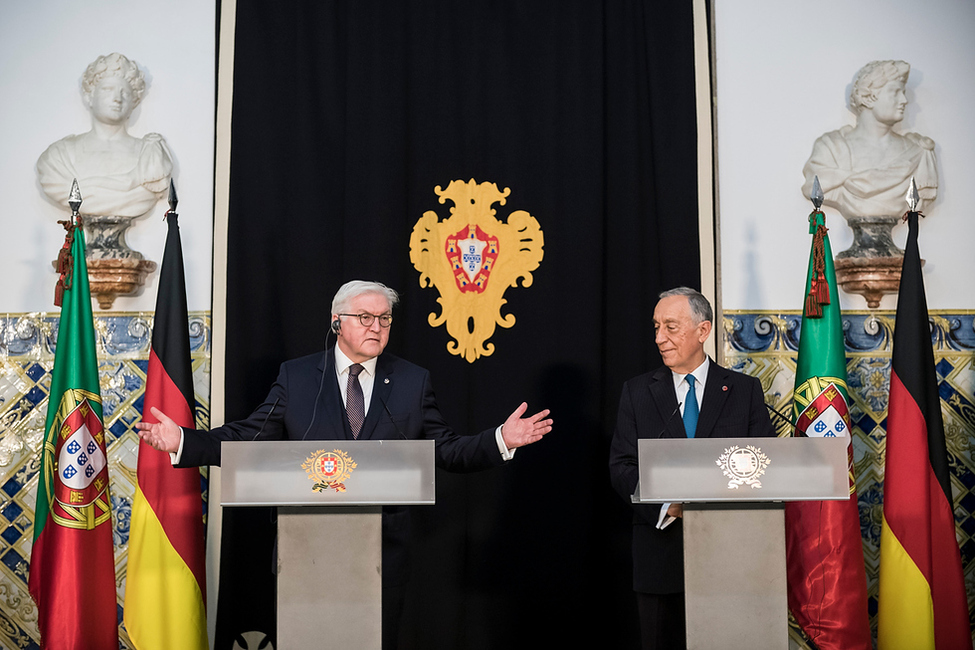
[877,210,971,650]
[123,203,208,649]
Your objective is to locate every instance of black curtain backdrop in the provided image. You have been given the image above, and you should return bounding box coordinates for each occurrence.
[219,1,700,648]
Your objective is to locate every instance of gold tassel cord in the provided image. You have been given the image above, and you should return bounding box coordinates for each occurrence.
[54,218,79,307]
[804,211,829,319]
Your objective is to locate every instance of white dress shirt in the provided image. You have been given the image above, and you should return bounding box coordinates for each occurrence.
[172,347,516,463]
[657,356,710,530]
[334,345,378,414]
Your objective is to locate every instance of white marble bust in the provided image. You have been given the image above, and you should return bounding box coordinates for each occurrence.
[801,60,937,218]
[36,53,173,218]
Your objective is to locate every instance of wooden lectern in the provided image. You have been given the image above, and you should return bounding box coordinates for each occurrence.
[221,439,435,649]
[633,436,850,650]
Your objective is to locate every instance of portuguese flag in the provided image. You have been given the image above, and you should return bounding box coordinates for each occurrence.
[123,209,208,648]
[877,211,971,649]
[785,209,871,649]
[29,212,119,648]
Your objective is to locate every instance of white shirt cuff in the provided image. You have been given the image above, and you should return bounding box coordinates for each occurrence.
[169,427,185,465]
[496,425,516,461]
[656,502,678,530]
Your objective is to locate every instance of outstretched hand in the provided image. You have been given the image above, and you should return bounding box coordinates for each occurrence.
[135,406,181,454]
[500,402,553,450]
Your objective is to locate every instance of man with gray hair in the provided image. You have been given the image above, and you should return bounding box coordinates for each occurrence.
[609,287,774,649]
[138,279,552,648]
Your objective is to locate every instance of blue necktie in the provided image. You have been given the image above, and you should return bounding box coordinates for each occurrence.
[683,374,699,438]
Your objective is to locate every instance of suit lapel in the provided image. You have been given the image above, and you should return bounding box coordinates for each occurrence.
[696,361,731,438]
[318,348,352,440]
[647,367,684,438]
[357,354,394,440]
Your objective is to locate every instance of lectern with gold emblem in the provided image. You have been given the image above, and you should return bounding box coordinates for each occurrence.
[633,436,849,649]
[221,439,435,649]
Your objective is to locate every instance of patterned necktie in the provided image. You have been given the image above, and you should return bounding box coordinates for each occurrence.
[347,363,365,439]
[683,374,699,438]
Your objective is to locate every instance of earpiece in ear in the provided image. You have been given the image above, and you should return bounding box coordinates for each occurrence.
[330,319,341,334]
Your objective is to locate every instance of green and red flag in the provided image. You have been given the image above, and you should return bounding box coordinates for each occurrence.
[785,208,871,649]
[123,201,208,649]
[29,204,119,648]
[877,210,971,649]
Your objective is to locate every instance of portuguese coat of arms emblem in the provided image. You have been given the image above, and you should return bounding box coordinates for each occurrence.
[409,179,544,362]
[716,445,771,489]
[302,449,357,493]
[45,393,112,530]
[794,380,851,439]
[793,377,857,495]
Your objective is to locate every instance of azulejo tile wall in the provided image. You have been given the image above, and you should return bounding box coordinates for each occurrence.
[3,308,970,646]
[0,312,210,650]
[724,310,975,646]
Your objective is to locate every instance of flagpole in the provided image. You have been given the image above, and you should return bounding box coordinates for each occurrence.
[124,180,209,650]
[785,176,872,650]
[30,179,119,648]
[877,177,973,650]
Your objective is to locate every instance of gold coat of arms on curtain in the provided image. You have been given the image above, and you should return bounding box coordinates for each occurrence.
[409,179,544,363]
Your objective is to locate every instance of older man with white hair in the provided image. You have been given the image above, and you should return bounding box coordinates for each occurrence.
[138,279,552,648]
[609,287,774,650]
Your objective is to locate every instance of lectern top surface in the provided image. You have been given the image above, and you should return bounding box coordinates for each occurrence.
[221,439,436,507]
[634,436,850,503]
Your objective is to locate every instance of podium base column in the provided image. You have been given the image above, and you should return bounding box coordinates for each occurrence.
[683,504,786,650]
[277,506,382,649]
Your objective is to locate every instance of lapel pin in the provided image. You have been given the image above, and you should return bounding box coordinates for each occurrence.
[722,385,728,391]
[384,378,390,384]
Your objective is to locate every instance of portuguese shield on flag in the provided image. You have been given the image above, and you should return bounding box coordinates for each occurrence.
[29,204,119,648]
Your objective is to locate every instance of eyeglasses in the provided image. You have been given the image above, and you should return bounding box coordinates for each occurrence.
[338,312,393,328]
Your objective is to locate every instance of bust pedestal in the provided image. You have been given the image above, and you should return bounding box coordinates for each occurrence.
[51,214,156,309]
[86,258,157,309]
[835,215,902,308]
[834,215,923,308]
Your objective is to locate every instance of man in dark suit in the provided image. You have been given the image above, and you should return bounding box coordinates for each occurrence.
[137,279,553,648]
[608,287,774,650]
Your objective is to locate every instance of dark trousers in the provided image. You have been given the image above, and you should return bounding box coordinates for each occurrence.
[382,582,407,650]
[636,592,686,650]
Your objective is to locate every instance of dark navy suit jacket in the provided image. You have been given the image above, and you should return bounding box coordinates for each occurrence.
[608,361,775,594]
[179,348,505,584]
